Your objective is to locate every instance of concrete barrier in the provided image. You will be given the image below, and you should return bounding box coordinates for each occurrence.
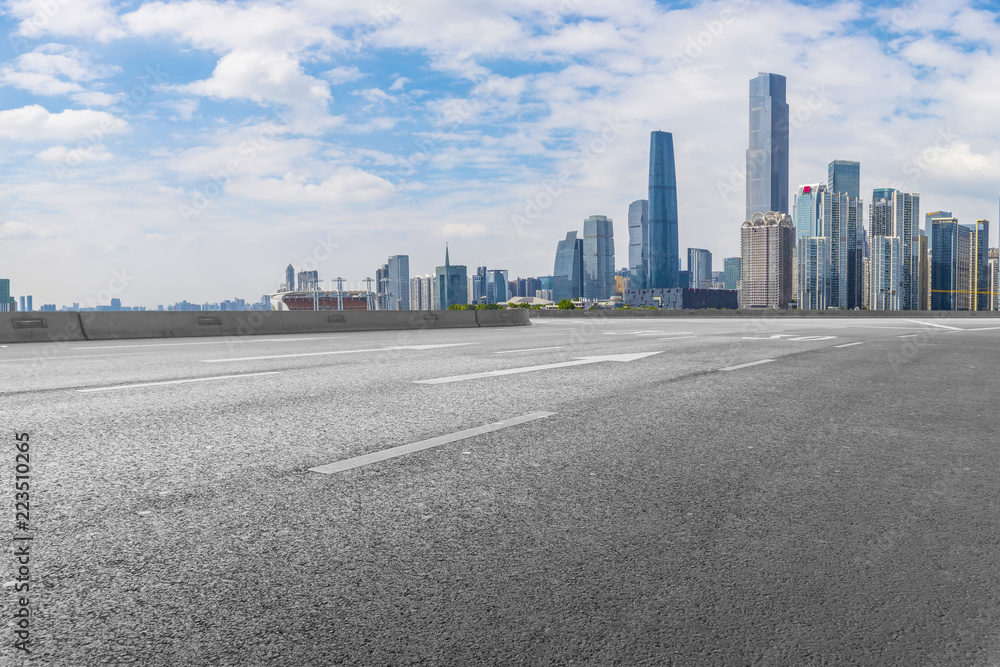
[476,309,530,326]
[529,309,1000,319]
[0,309,526,344]
[0,313,87,344]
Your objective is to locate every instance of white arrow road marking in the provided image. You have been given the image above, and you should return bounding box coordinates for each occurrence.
[309,412,556,474]
[202,343,473,363]
[904,319,964,331]
[834,342,865,348]
[77,372,280,393]
[415,351,663,385]
[494,346,565,354]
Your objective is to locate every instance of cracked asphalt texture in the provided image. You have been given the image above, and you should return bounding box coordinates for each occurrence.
[2,315,999,666]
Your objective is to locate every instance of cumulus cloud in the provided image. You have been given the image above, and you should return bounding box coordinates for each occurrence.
[0,44,121,106]
[226,167,394,203]
[6,0,126,42]
[35,144,113,163]
[0,105,127,141]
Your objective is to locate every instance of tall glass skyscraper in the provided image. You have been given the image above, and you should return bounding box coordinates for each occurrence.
[553,231,583,301]
[435,246,468,309]
[387,255,409,310]
[870,190,920,309]
[828,160,861,199]
[723,257,741,290]
[285,264,294,292]
[647,131,679,288]
[583,215,615,300]
[747,72,789,220]
[627,199,649,291]
[975,220,990,311]
[687,248,712,289]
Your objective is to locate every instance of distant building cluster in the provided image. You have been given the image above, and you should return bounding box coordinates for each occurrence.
[5,74,999,313]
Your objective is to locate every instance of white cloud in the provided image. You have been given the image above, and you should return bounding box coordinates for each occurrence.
[226,167,393,203]
[441,223,490,238]
[35,144,113,163]
[7,0,126,43]
[0,105,127,141]
[0,220,51,240]
[0,44,121,106]
[389,76,410,91]
[324,66,364,85]
[159,99,200,121]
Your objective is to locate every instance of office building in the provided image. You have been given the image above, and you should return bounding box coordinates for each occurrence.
[828,160,861,199]
[0,279,13,312]
[435,246,468,309]
[19,296,25,312]
[687,248,712,289]
[918,231,930,310]
[472,267,487,304]
[869,236,903,310]
[628,199,649,291]
[583,215,615,300]
[553,231,584,301]
[487,269,508,304]
[648,131,680,288]
[375,263,389,310]
[974,221,990,311]
[740,211,794,309]
[385,255,410,310]
[930,217,975,311]
[285,264,294,292]
[724,258,741,291]
[792,183,826,303]
[297,270,319,292]
[409,276,425,311]
[798,236,830,311]
[869,189,920,309]
[822,191,864,309]
[747,73,789,220]
[989,248,999,311]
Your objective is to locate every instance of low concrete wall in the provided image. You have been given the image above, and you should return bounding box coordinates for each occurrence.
[0,313,87,344]
[529,309,1000,319]
[0,308,529,344]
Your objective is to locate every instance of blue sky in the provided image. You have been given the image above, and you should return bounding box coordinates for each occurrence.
[1,0,999,306]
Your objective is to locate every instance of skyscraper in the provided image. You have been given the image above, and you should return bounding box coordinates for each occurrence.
[553,231,584,302]
[918,232,930,310]
[0,279,12,312]
[487,270,508,303]
[870,236,903,311]
[435,245,468,309]
[821,191,864,309]
[930,217,978,311]
[285,264,294,292]
[387,255,410,310]
[723,257,741,291]
[648,131,680,288]
[974,220,990,311]
[627,199,649,291]
[472,267,487,304]
[988,248,999,311]
[870,189,920,309]
[828,160,861,199]
[798,236,830,310]
[747,73,789,220]
[740,211,794,309]
[583,215,615,300]
[687,248,712,289]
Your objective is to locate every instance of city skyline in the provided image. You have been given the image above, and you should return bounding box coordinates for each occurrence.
[2,2,1000,306]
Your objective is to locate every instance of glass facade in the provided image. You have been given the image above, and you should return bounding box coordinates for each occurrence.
[387,255,409,310]
[648,131,680,288]
[931,218,958,311]
[975,220,990,311]
[553,231,583,301]
[687,248,712,289]
[869,190,920,309]
[583,215,615,300]
[723,257,741,290]
[828,160,861,199]
[434,246,467,309]
[746,73,789,221]
[627,199,649,291]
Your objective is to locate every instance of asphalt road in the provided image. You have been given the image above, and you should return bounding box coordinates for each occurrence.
[3,315,1000,666]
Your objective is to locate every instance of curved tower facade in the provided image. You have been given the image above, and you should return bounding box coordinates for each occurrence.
[647,131,680,289]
